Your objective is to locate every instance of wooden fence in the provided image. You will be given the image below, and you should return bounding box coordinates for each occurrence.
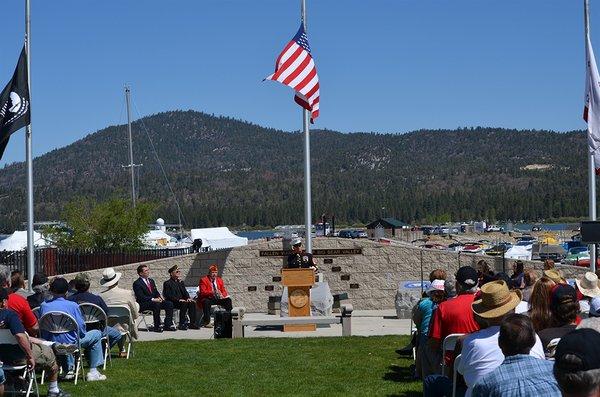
[0,247,194,278]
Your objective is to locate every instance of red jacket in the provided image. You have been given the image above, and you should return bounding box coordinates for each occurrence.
[197,276,229,309]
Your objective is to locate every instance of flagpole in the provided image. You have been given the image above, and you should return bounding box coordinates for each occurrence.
[301,0,312,254]
[125,86,136,208]
[25,0,35,291]
[586,0,597,273]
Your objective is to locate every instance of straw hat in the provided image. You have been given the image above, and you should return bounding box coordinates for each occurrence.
[544,268,565,284]
[472,280,522,319]
[576,272,600,298]
[100,268,122,287]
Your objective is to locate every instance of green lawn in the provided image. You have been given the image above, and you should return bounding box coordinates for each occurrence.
[57,336,422,397]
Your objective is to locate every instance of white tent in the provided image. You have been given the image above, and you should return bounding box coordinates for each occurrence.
[0,231,48,251]
[190,227,248,250]
[504,245,532,261]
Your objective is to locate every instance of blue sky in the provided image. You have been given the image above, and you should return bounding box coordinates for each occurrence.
[0,0,593,165]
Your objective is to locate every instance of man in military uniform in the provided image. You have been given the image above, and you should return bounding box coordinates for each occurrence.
[286,237,318,269]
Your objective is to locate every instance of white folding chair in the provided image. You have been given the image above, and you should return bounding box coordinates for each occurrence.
[452,353,462,397]
[137,310,154,331]
[79,303,111,370]
[441,333,465,377]
[38,311,84,385]
[0,329,39,397]
[106,305,135,359]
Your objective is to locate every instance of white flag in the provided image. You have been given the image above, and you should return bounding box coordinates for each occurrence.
[584,30,600,175]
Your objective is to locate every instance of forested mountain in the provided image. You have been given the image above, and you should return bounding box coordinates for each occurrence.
[0,110,590,231]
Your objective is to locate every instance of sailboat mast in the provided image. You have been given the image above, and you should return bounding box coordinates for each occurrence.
[125,86,136,208]
[25,0,35,291]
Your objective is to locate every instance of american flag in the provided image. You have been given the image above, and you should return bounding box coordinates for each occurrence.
[584,20,600,175]
[265,23,320,123]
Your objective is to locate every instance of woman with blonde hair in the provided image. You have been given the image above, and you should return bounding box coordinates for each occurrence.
[528,276,556,332]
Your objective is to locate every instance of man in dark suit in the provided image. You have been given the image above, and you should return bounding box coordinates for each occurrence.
[163,265,199,330]
[133,264,175,332]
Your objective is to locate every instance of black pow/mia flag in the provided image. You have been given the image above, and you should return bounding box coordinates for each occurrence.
[0,46,30,161]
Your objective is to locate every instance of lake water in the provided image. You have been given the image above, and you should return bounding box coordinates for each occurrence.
[511,223,579,232]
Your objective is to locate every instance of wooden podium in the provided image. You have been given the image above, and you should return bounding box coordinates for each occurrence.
[281,268,316,332]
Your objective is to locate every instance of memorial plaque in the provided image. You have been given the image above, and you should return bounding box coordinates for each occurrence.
[350,283,359,289]
[247,286,257,291]
[341,274,350,281]
[265,285,274,291]
[331,266,342,272]
[272,276,282,282]
[324,258,333,264]
[260,248,362,257]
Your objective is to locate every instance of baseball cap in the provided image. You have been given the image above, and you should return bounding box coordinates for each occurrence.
[550,284,577,311]
[456,266,478,289]
[427,279,445,295]
[555,328,600,372]
[74,273,90,283]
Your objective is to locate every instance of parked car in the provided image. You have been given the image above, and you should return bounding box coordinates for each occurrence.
[421,226,434,236]
[338,230,354,238]
[356,230,368,238]
[485,225,504,233]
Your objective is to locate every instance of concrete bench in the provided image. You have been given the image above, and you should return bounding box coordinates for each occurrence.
[231,304,353,338]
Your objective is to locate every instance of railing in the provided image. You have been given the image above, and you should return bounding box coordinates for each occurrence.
[0,247,194,278]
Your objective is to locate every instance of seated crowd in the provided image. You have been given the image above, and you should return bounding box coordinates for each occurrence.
[413,260,600,397]
[0,262,231,395]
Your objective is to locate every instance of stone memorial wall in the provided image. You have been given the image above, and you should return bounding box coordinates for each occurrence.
[61,237,588,312]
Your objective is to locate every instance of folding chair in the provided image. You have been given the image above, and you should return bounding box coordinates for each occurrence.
[79,303,111,370]
[546,338,561,360]
[0,329,39,397]
[137,310,154,331]
[452,354,462,397]
[441,333,465,377]
[106,305,135,359]
[38,311,84,385]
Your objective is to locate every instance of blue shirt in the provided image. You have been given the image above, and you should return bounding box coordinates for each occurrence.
[417,298,437,342]
[0,308,27,362]
[40,297,86,344]
[472,354,561,397]
[0,308,25,335]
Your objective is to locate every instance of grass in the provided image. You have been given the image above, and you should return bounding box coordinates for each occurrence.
[56,336,422,397]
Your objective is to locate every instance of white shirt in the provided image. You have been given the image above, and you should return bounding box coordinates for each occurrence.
[515,301,530,314]
[457,325,545,397]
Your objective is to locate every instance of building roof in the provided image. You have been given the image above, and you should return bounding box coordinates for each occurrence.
[366,218,410,229]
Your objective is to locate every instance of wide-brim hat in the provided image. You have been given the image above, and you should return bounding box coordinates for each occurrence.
[291,237,302,246]
[544,269,565,284]
[472,280,521,319]
[576,272,600,298]
[100,268,122,287]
